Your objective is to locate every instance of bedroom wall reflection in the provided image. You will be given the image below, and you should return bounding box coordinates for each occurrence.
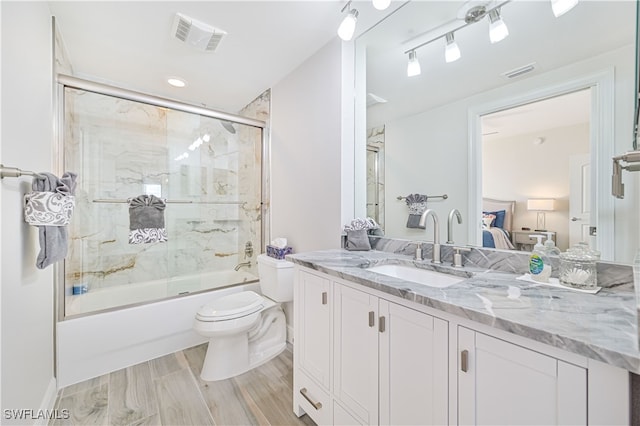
[481,89,591,252]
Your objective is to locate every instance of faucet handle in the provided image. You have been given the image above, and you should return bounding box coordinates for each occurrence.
[452,246,471,268]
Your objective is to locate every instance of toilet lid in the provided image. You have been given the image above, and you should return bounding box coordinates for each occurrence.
[196,291,264,321]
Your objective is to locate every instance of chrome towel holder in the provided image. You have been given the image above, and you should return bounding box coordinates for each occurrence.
[0,164,43,179]
[397,194,448,201]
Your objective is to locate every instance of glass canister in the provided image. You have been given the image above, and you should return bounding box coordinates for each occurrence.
[559,243,600,289]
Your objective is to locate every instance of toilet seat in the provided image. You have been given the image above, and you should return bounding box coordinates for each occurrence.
[196,290,264,322]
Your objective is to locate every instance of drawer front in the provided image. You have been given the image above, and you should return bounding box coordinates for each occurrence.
[296,370,332,425]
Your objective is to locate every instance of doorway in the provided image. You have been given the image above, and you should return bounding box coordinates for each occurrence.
[481,89,591,252]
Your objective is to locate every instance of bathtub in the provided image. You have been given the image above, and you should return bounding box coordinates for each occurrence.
[65,269,259,317]
[57,270,260,388]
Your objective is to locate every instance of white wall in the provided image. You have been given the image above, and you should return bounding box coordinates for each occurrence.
[271,38,347,253]
[379,45,636,261]
[1,1,57,422]
[483,123,590,251]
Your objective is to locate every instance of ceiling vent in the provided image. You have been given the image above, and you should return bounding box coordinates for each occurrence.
[502,62,537,79]
[171,13,227,52]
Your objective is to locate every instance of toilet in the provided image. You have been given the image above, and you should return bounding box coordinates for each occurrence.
[193,254,293,381]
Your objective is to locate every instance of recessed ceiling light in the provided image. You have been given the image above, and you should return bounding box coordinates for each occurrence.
[167,77,187,88]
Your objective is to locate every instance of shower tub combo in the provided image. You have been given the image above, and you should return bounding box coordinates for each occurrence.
[56,76,270,387]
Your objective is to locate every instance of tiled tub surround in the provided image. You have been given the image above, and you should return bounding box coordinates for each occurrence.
[288,243,640,375]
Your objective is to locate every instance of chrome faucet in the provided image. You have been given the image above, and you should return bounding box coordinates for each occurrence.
[418,209,441,264]
[234,261,251,271]
[447,209,463,244]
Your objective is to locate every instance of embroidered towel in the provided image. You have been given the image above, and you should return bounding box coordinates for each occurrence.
[128,195,167,244]
[405,193,428,229]
[30,172,78,269]
[24,191,75,226]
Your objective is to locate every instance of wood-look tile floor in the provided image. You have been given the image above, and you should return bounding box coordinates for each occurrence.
[51,344,316,426]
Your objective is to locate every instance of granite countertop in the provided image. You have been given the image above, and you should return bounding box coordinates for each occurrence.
[287,249,640,374]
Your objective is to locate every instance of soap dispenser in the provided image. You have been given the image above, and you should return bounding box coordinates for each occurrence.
[529,234,551,283]
[542,232,561,256]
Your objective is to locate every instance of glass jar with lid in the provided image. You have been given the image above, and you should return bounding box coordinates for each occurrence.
[559,243,600,289]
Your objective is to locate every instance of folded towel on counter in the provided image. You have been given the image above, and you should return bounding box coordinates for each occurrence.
[342,217,383,251]
[29,172,78,269]
[404,193,428,229]
[128,195,167,244]
[345,229,371,251]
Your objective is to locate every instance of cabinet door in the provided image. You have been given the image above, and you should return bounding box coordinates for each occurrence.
[298,270,332,389]
[379,300,448,426]
[458,327,587,425]
[334,284,379,425]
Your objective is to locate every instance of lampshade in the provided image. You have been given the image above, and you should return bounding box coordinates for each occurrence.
[338,9,358,41]
[527,199,555,211]
[488,9,509,44]
[407,51,421,77]
[444,33,461,63]
[551,0,579,17]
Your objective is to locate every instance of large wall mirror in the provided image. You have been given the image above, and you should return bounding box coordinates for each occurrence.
[354,0,639,263]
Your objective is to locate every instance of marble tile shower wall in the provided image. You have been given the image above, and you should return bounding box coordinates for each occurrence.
[370,236,634,289]
[63,88,265,293]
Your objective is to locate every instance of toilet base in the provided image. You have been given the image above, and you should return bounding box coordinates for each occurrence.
[199,304,287,381]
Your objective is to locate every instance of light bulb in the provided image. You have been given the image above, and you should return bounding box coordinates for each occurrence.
[551,0,578,17]
[445,33,461,63]
[407,51,421,77]
[488,9,509,44]
[338,9,359,41]
[372,0,391,11]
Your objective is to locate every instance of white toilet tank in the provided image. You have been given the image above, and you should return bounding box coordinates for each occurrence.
[257,254,294,302]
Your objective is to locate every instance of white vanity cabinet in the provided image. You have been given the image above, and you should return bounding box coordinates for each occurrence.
[293,265,630,426]
[294,267,449,426]
[332,283,449,425]
[457,326,587,425]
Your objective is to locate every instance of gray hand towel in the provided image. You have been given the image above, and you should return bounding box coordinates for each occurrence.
[32,172,77,269]
[128,195,167,244]
[405,193,428,229]
[345,229,371,251]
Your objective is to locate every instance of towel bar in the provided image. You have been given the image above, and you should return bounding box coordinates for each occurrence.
[92,198,246,205]
[397,194,448,201]
[0,164,43,179]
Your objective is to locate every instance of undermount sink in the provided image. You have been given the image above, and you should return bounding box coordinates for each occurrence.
[367,264,465,288]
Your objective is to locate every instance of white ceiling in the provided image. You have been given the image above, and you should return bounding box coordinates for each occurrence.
[47,0,394,114]
[482,88,591,140]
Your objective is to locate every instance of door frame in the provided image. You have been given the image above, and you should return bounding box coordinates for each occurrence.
[467,69,614,260]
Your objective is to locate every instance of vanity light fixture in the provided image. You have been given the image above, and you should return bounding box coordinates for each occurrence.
[444,32,461,63]
[338,2,359,41]
[407,50,421,77]
[404,1,511,78]
[372,0,391,11]
[551,0,579,17]
[488,9,509,44]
